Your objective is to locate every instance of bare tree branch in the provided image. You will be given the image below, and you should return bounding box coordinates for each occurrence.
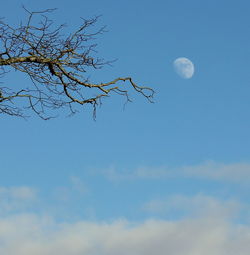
[0,8,154,119]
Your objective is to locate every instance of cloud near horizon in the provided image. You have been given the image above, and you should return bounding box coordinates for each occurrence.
[0,213,250,255]
[0,185,249,254]
[1,159,249,255]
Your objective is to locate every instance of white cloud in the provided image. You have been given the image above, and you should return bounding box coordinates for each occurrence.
[0,186,37,214]
[53,176,89,202]
[0,214,249,255]
[0,186,249,254]
[183,161,250,183]
[100,161,250,183]
[101,165,174,181]
[70,176,88,195]
[0,186,36,200]
[143,194,241,219]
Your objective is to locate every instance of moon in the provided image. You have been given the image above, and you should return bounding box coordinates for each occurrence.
[173,57,195,79]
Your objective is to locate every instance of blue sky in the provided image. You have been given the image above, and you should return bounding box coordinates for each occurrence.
[1,0,250,253]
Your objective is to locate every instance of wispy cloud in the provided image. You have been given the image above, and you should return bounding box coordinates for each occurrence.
[53,176,89,202]
[101,165,174,181]
[70,176,89,195]
[143,194,242,219]
[182,161,250,182]
[0,186,37,214]
[100,161,250,183]
[0,186,36,200]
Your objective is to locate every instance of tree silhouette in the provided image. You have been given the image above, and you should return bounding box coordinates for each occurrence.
[0,8,154,119]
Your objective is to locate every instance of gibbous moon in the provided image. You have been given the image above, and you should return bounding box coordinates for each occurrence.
[173,57,195,79]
